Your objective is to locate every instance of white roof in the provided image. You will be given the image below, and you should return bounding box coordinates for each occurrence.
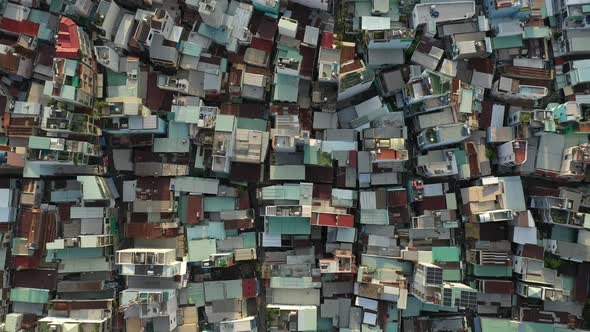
[360,16,391,31]
[536,133,565,172]
[412,1,476,29]
[303,26,320,46]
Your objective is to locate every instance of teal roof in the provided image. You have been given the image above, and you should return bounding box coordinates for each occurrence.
[180,41,203,57]
[187,222,226,240]
[551,224,577,242]
[187,283,205,307]
[187,225,208,240]
[215,114,236,132]
[49,0,64,13]
[107,69,128,87]
[206,222,226,240]
[188,239,217,262]
[28,9,53,41]
[471,264,513,277]
[237,117,267,131]
[276,44,303,63]
[153,121,190,153]
[10,288,50,304]
[198,23,230,45]
[492,35,523,49]
[336,227,356,242]
[523,26,551,39]
[267,216,311,235]
[203,196,236,212]
[273,73,300,102]
[204,279,242,301]
[28,136,50,150]
[432,246,461,262]
[402,296,423,317]
[241,232,256,248]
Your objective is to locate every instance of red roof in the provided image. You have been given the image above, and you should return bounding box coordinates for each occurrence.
[348,151,358,167]
[186,195,203,224]
[321,32,334,48]
[0,18,39,36]
[250,36,273,53]
[312,213,354,228]
[242,278,257,298]
[55,17,80,59]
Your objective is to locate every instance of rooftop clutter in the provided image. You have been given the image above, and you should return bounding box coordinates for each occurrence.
[0,0,589,331]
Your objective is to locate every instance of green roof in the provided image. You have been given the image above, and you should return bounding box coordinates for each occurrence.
[443,269,462,281]
[188,239,217,262]
[187,283,206,307]
[267,216,311,235]
[178,195,188,224]
[237,117,267,131]
[215,114,236,132]
[492,34,523,49]
[432,246,461,262]
[203,196,236,212]
[10,288,50,304]
[204,279,243,301]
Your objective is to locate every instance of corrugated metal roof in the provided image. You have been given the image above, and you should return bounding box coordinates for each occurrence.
[172,177,219,194]
[188,239,216,262]
[359,209,389,225]
[187,283,205,307]
[267,216,311,235]
[10,287,50,304]
[204,279,243,301]
[432,246,461,262]
[203,196,236,212]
